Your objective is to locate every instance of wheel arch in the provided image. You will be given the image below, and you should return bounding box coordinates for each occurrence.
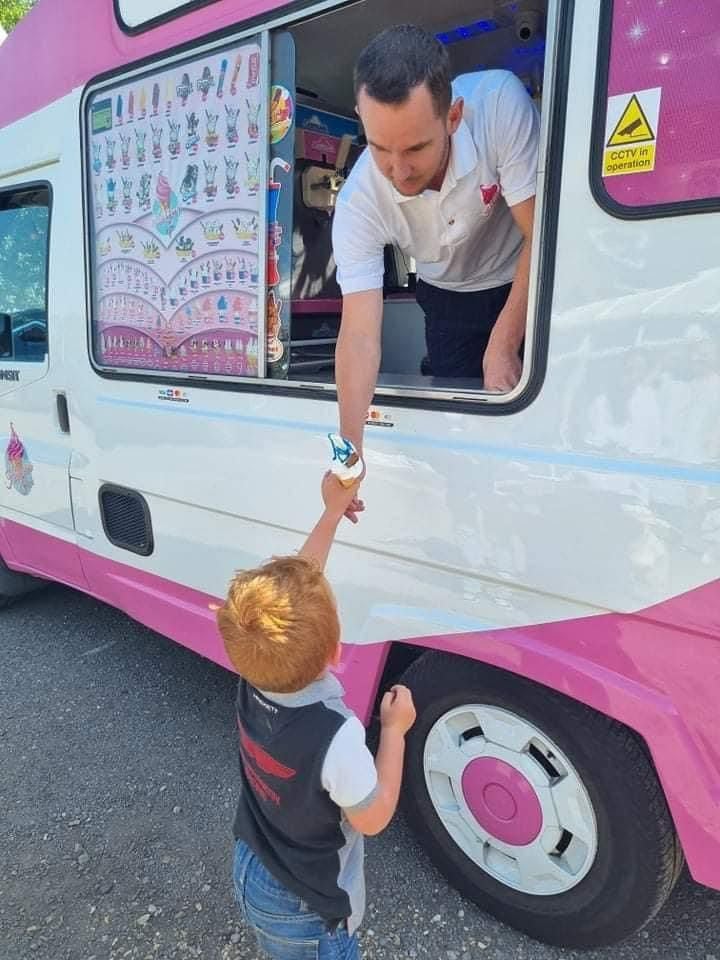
[370,630,715,890]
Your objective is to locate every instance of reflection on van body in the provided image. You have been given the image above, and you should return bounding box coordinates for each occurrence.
[0,0,719,949]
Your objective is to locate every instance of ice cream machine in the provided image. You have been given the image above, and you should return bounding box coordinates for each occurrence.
[300,134,354,213]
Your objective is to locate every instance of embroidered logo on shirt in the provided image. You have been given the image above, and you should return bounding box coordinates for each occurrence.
[238,721,297,806]
[480,183,499,206]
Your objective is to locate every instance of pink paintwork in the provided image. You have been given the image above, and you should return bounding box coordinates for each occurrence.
[0,516,387,719]
[0,517,234,667]
[0,0,286,130]
[1,517,719,893]
[290,300,343,315]
[462,758,543,846]
[604,0,720,205]
[2,519,88,589]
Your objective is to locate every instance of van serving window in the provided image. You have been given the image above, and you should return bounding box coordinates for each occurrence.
[592,0,720,218]
[0,185,51,365]
[273,0,551,406]
[87,0,569,414]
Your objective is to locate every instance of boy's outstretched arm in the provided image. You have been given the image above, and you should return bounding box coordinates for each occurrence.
[298,472,362,571]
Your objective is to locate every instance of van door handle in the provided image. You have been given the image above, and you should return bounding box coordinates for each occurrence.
[56,392,70,434]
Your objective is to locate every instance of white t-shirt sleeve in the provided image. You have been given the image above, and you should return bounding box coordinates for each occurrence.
[321,716,378,811]
[332,184,386,296]
[494,73,540,208]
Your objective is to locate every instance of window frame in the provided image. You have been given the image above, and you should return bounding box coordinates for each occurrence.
[113,0,320,36]
[0,181,53,367]
[590,0,720,221]
[114,0,223,36]
[89,0,576,418]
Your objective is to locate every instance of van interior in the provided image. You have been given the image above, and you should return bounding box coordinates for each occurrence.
[282,0,547,389]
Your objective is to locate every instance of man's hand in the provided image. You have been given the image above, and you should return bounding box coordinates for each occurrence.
[482,196,534,393]
[343,458,366,524]
[483,328,523,392]
[344,493,366,524]
[321,471,363,521]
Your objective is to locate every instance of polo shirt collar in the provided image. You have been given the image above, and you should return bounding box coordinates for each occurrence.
[390,118,478,204]
[261,672,344,708]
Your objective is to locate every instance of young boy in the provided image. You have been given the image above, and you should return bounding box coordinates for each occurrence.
[216,471,416,959]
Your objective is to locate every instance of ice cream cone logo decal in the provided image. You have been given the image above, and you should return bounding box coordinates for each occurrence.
[5,424,34,496]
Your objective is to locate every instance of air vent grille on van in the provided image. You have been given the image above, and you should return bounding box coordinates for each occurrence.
[99,485,154,557]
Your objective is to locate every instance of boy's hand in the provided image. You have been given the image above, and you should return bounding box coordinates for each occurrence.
[322,470,364,521]
[380,685,416,735]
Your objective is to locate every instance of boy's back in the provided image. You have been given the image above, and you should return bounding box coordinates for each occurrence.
[233,674,378,933]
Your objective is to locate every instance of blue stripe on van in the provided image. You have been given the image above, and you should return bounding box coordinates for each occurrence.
[95,394,720,486]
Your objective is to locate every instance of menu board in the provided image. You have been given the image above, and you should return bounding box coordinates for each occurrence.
[87,39,265,378]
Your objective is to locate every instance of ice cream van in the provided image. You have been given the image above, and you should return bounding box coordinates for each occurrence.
[0,0,718,948]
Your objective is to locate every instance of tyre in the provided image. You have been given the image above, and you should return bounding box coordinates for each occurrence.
[0,555,46,606]
[399,652,683,949]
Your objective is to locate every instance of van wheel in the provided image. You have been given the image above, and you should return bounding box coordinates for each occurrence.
[0,556,45,606]
[398,652,683,949]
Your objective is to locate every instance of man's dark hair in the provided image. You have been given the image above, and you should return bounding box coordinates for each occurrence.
[354,24,452,116]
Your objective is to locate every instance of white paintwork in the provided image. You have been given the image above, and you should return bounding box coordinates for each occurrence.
[0,93,86,537]
[0,2,717,654]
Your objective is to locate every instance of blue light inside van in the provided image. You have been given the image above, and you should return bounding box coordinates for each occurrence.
[436,20,498,45]
[513,39,546,56]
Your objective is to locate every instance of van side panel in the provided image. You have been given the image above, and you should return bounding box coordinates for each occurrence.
[0,0,718,897]
[0,0,288,129]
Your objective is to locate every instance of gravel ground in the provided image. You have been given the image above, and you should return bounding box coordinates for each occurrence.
[2,585,719,960]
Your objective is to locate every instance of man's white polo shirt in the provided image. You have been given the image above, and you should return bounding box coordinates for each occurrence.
[332,70,540,295]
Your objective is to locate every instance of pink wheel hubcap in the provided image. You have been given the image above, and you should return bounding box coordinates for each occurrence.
[461,757,543,846]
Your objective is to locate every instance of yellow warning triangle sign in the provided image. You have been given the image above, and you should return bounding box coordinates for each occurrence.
[607,94,655,146]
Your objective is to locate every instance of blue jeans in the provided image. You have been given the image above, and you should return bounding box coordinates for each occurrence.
[232,841,361,959]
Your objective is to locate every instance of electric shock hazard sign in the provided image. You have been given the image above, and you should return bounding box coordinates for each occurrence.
[603,87,662,177]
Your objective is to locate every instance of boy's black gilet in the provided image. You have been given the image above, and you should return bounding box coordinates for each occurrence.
[233,678,351,923]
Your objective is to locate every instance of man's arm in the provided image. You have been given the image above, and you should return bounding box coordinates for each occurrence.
[335,288,384,451]
[483,195,535,392]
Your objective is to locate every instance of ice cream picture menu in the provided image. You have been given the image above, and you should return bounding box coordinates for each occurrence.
[87,39,264,378]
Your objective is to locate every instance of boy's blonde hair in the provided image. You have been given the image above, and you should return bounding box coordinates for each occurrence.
[216,556,340,693]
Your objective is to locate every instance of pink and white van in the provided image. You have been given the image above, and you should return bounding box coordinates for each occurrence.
[1,0,718,948]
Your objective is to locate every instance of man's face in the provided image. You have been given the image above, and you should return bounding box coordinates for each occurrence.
[357,83,463,196]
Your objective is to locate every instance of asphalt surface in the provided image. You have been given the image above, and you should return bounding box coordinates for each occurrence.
[2,584,719,960]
